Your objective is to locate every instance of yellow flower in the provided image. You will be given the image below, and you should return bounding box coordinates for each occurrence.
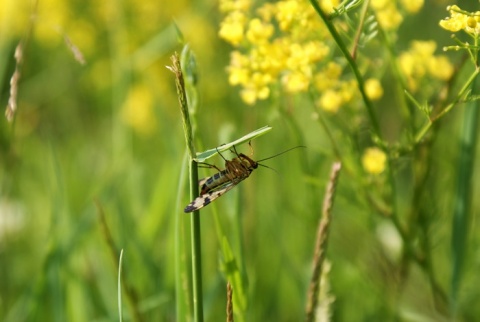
[275,0,300,31]
[318,90,343,113]
[282,71,310,92]
[439,15,466,32]
[375,3,403,30]
[370,0,388,10]
[240,85,270,105]
[398,40,451,91]
[320,0,340,13]
[314,62,342,91]
[365,78,383,101]
[439,5,480,35]
[219,11,247,46]
[219,0,251,13]
[238,72,272,105]
[400,0,424,14]
[339,79,357,103]
[362,147,387,175]
[246,18,274,44]
[428,56,454,80]
[220,0,332,104]
[227,51,250,85]
[121,85,156,136]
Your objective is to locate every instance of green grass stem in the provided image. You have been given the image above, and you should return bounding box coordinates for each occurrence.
[118,249,124,322]
[169,51,204,322]
[451,73,480,315]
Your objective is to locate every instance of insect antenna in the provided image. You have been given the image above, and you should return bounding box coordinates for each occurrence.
[256,145,306,163]
[256,145,306,174]
[257,163,280,175]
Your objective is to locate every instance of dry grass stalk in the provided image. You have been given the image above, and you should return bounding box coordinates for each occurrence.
[226,282,234,322]
[5,42,24,122]
[64,34,86,65]
[305,162,341,322]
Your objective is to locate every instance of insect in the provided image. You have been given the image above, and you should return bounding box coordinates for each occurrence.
[184,144,304,213]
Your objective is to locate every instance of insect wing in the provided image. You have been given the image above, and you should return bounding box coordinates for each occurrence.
[184,180,239,213]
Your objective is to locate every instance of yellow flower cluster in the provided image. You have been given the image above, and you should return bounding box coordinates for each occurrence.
[398,40,454,91]
[371,0,424,30]
[219,0,342,106]
[439,5,480,36]
[313,62,358,113]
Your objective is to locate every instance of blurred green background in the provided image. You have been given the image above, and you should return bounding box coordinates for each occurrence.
[1,0,480,321]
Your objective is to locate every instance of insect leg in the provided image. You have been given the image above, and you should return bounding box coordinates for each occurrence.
[197,161,222,172]
[247,140,254,157]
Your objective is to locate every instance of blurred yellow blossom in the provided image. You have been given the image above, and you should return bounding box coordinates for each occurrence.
[365,78,384,101]
[320,0,340,13]
[318,90,343,113]
[283,71,310,93]
[219,0,251,13]
[370,0,388,10]
[428,56,454,80]
[219,11,247,46]
[246,18,274,44]
[339,79,357,103]
[122,85,157,136]
[0,0,31,40]
[401,0,424,14]
[374,3,403,30]
[275,0,301,31]
[362,147,387,174]
[314,62,342,91]
[398,40,453,91]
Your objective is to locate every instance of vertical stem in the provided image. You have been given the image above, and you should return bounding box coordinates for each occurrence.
[189,161,203,322]
[451,73,479,315]
[169,52,203,322]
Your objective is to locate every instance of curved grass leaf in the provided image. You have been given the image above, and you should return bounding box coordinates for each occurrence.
[194,126,272,162]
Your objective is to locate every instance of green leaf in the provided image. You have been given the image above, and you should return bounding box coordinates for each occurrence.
[194,126,272,162]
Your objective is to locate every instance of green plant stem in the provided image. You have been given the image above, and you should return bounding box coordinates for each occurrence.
[415,68,480,143]
[189,161,203,322]
[170,52,204,322]
[451,73,479,315]
[308,0,382,141]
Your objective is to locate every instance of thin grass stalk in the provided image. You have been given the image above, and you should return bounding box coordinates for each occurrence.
[175,152,192,321]
[169,52,203,322]
[118,249,124,322]
[95,201,143,322]
[451,74,480,315]
[305,162,341,322]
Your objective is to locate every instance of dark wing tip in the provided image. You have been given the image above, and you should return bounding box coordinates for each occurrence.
[184,195,214,213]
